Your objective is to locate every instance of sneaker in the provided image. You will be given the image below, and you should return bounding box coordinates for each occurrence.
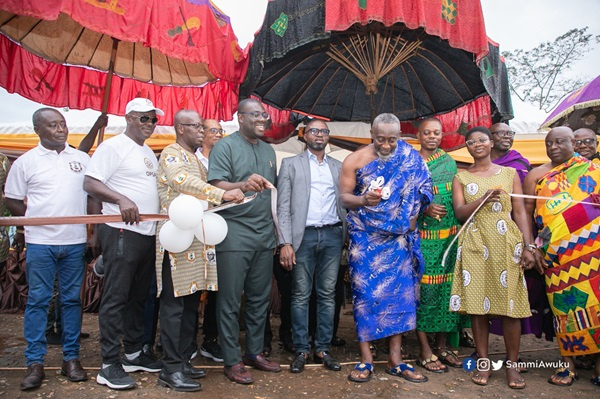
[96,363,135,390]
[199,339,224,362]
[122,351,162,373]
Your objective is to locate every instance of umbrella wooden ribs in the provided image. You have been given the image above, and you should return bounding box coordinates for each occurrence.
[326,27,423,97]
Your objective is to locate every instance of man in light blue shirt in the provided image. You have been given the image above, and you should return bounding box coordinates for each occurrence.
[277,119,346,373]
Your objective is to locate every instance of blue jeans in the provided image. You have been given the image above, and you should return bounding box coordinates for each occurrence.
[291,225,343,353]
[24,243,86,365]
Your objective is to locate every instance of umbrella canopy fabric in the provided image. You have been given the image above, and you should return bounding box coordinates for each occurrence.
[0,0,248,84]
[242,0,495,123]
[0,34,239,124]
[541,75,600,134]
[0,0,249,123]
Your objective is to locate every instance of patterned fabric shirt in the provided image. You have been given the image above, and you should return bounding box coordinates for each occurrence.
[155,143,225,297]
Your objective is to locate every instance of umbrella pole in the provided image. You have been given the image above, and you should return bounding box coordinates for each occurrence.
[97,37,119,145]
[370,93,376,123]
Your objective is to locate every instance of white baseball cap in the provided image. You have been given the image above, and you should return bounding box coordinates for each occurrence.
[125,98,164,116]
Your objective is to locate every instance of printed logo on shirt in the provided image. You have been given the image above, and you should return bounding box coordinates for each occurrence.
[69,161,84,173]
[144,157,155,170]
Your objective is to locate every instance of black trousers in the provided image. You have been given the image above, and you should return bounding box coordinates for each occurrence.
[98,224,155,364]
[160,253,201,373]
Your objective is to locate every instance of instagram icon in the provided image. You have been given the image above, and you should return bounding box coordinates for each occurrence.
[477,358,491,371]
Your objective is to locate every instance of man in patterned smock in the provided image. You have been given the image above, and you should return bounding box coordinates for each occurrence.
[340,113,432,383]
[155,110,244,391]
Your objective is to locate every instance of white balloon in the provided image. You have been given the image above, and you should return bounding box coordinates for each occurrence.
[199,200,209,211]
[168,194,204,230]
[159,221,195,253]
[195,213,228,245]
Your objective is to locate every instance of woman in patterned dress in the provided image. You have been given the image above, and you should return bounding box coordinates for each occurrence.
[450,127,537,389]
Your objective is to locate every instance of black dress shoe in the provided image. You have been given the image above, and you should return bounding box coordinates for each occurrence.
[314,351,341,371]
[20,364,45,391]
[290,352,308,373]
[183,361,206,379]
[331,336,346,347]
[158,371,202,392]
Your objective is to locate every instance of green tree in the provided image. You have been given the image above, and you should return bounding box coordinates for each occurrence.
[502,27,599,112]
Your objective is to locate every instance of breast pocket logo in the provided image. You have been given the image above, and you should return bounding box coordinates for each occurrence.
[69,161,84,173]
[144,157,155,170]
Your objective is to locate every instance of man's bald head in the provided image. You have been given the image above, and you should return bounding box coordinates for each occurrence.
[545,126,575,165]
[238,98,263,113]
[173,109,200,127]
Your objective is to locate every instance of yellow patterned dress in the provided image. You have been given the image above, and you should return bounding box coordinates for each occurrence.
[450,167,531,318]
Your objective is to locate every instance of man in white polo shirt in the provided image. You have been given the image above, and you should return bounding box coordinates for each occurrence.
[5,108,90,391]
[83,98,162,390]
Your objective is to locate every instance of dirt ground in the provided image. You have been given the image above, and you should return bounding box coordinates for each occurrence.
[0,310,598,399]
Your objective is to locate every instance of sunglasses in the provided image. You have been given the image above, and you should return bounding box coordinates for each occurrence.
[575,138,597,146]
[306,128,330,136]
[465,138,490,147]
[239,111,270,119]
[134,115,158,124]
[491,130,515,138]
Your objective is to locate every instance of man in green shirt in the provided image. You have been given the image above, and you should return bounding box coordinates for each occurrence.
[208,98,280,384]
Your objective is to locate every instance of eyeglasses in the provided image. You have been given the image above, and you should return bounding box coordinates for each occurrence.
[575,138,597,146]
[135,116,158,124]
[306,128,330,136]
[465,138,490,147]
[206,128,224,134]
[491,130,515,138]
[239,111,270,119]
[179,123,204,129]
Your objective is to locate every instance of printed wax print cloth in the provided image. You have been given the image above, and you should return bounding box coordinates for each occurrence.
[534,155,600,357]
[491,150,551,339]
[155,143,225,298]
[450,167,531,319]
[347,141,432,342]
[416,149,463,334]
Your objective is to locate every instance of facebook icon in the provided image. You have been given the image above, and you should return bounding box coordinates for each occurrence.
[462,357,477,372]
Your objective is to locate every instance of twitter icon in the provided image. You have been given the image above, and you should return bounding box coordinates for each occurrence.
[491,359,503,371]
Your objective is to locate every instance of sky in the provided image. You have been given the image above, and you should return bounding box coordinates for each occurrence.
[0,0,598,128]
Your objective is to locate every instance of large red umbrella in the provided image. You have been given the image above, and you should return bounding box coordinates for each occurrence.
[0,0,249,131]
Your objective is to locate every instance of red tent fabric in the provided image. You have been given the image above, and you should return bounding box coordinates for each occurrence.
[400,95,492,151]
[325,0,489,57]
[0,34,239,124]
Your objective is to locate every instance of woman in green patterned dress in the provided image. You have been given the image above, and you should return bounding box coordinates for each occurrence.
[416,119,463,373]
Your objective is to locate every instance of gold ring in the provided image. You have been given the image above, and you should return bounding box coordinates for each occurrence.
[435,215,441,221]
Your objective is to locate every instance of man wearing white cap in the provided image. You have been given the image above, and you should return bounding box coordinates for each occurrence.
[84,98,163,390]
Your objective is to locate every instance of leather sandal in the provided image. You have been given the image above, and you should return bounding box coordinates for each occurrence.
[417,354,447,373]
